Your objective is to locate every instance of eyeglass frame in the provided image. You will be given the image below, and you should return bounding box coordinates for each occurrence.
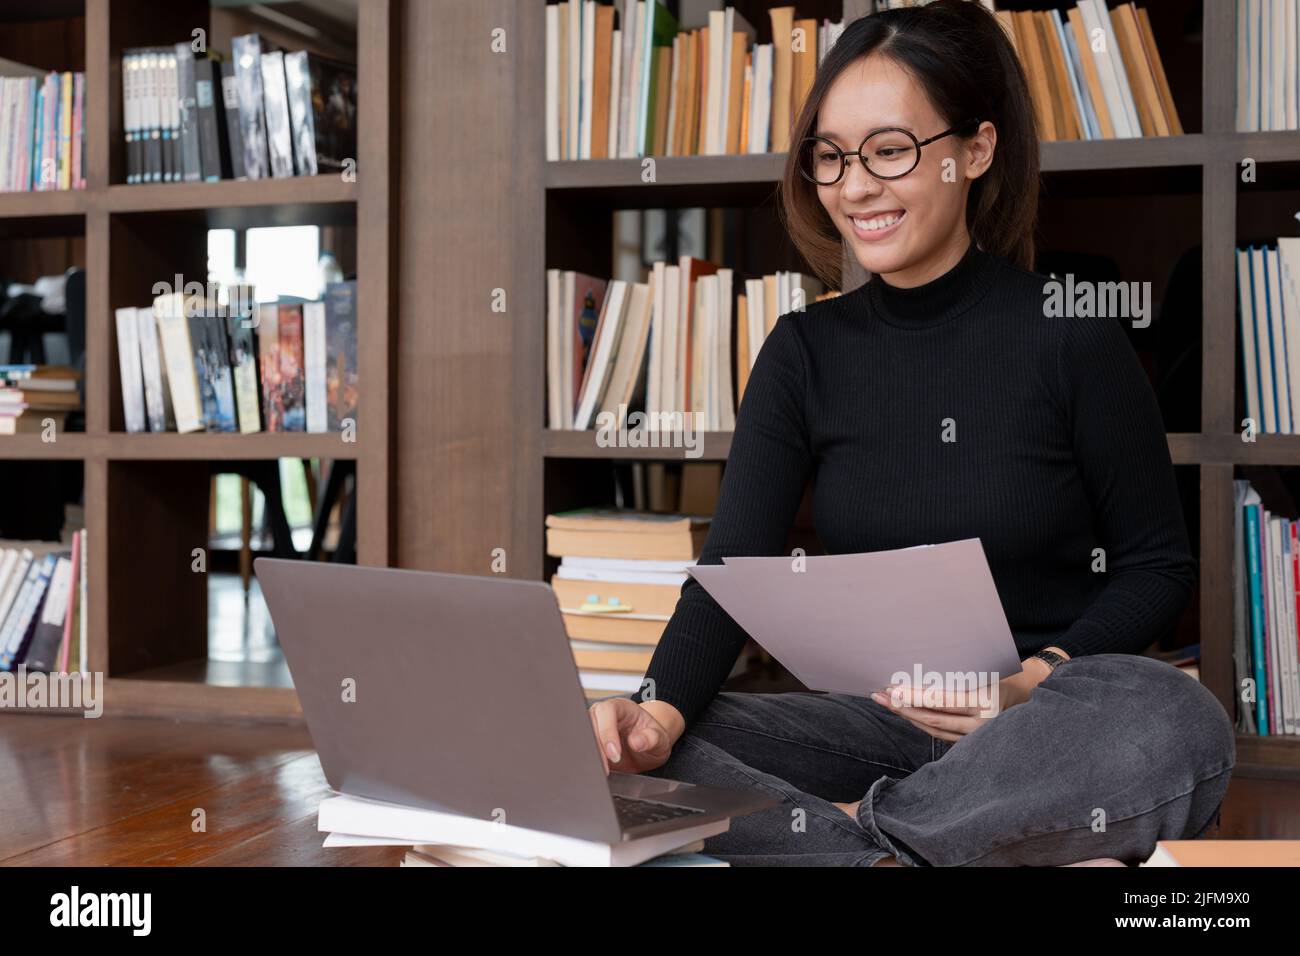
[797,118,983,185]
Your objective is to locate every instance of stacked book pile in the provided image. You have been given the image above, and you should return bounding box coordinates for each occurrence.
[546,261,825,431]
[320,793,728,867]
[0,525,87,675]
[122,34,356,184]
[114,281,358,435]
[0,365,82,436]
[545,508,708,700]
[1235,0,1300,132]
[994,2,1182,140]
[1233,479,1300,737]
[0,58,86,191]
[1236,239,1300,435]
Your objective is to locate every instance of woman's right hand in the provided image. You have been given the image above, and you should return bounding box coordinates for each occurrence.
[588,697,679,775]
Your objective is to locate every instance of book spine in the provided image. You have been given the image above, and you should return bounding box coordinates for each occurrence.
[324,280,358,430]
[219,59,246,178]
[174,42,202,182]
[277,304,307,431]
[194,57,226,181]
[231,34,270,179]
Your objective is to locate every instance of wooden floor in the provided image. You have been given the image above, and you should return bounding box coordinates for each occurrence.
[1,712,1297,866]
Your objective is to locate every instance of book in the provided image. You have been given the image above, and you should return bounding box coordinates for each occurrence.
[194,55,229,181]
[277,303,307,432]
[219,59,247,178]
[174,42,202,181]
[231,34,271,179]
[545,509,710,561]
[260,50,296,178]
[324,281,359,430]
[114,307,147,433]
[284,51,357,175]
[318,792,727,867]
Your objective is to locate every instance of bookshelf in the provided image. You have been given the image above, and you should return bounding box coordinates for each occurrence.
[0,0,395,720]
[515,0,1300,778]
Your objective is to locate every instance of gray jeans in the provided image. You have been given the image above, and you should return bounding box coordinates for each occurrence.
[642,654,1236,866]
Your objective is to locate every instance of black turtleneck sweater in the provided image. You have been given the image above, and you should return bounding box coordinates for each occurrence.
[634,243,1196,728]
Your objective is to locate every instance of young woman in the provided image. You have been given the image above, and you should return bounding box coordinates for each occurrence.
[588,0,1234,866]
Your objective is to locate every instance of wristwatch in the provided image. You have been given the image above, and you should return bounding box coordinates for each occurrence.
[1030,649,1068,673]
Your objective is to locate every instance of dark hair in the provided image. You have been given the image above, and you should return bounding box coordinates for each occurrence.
[780,0,1040,287]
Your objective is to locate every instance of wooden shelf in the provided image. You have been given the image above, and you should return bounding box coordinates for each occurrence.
[103,175,357,228]
[543,429,733,461]
[1234,735,1300,780]
[100,432,361,461]
[0,0,397,722]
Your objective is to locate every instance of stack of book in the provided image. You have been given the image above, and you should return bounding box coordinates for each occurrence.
[319,793,728,867]
[546,262,827,432]
[1233,479,1300,737]
[399,840,724,867]
[114,281,358,435]
[993,2,1182,140]
[1235,0,1300,132]
[1236,240,1300,435]
[122,35,356,184]
[0,365,82,435]
[0,527,87,675]
[546,2,845,159]
[545,0,1182,159]
[0,59,86,191]
[545,508,708,700]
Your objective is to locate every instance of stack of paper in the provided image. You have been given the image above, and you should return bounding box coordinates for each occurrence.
[319,793,730,868]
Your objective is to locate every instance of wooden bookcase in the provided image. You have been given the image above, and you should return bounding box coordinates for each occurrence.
[510,0,1300,778]
[0,0,395,720]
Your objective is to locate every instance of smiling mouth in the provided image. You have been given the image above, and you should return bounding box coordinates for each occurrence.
[849,210,906,234]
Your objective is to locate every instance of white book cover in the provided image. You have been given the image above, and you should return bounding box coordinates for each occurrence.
[623,1,647,158]
[561,554,695,572]
[1237,0,1253,131]
[716,268,735,431]
[1261,0,1273,130]
[555,565,689,586]
[155,294,204,434]
[658,263,680,429]
[1095,0,1140,135]
[1281,521,1298,734]
[318,792,727,867]
[1239,248,1262,435]
[664,35,680,155]
[547,269,563,429]
[601,281,652,423]
[1263,512,1281,731]
[746,277,765,370]
[77,529,87,674]
[1285,0,1298,130]
[1251,247,1279,432]
[1268,518,1289,733]
[303,300,328,433]
[114,307,147,433]
[705,9,726,155]
[1080,0,1134,138]
[567,0,583,161]
[574,280,629,429]
[1279,239,1300,437]
[749,44,773,153]
[645,260,667,424]
[0,549,32,635]
[1271,0,1288,131]
[545,3,559,161]
[561,272,576,429]
[578,670,645,693]
[617,0,639,158]
[608,28,622,158]
[0,550,16,619]
[1266,247,1294,433]
[135,307,169,432]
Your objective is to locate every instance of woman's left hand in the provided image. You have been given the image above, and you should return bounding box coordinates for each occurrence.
[870,650,1065,742]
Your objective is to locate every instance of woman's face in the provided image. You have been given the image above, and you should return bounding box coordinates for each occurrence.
[813,53,995,287]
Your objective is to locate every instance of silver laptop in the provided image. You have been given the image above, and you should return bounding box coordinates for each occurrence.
[255,558,776,843]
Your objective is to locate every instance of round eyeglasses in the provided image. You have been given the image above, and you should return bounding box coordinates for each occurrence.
[797,119,981,185]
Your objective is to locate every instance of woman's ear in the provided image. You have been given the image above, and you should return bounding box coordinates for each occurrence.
[965,120,997,180]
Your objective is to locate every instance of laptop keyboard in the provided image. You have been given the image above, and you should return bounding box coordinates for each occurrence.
[613,793,706,828]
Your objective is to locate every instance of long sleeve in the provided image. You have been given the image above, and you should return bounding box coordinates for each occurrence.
[633,315,815,727]
[1051,312,1197,658]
